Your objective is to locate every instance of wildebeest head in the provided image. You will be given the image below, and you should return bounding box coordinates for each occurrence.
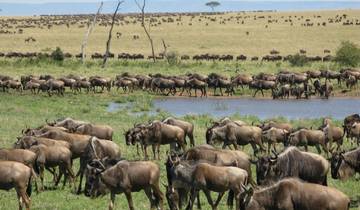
[255,153,278,185]
[330,152,343,179]
[84,159,111,198]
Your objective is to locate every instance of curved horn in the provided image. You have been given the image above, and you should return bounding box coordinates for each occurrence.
[90,137,100,160]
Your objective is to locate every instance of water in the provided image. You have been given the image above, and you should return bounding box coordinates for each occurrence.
[149,98,360,120]
[1,1,359,16]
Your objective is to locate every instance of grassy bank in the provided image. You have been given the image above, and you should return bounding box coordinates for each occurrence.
[0,92,359,209]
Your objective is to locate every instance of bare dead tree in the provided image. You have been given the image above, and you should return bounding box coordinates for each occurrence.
[81,2,103,63]
[134,0,156,63]
[102,0,124,68]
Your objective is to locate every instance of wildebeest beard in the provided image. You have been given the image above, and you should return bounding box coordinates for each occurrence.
[171,161,198,186]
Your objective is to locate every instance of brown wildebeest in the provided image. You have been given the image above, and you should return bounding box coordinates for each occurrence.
[74,123,114,141]
[259,120,292,132]
[249,80,276,97]
[206,122,265,155]
[169,158,248,210]
[254,147,329,186]
[240,178,350,210]
[78,137,121,194]
[343,114,360,139]
[28,144,75,191]
[186,78,207,97]
[330,147,360,180]
[287,128,329,155]
[46,117,88,131]
[261,127,289,154]
[349,122,360,146]
[0,161,33,210]
[320,119,344,151]
[162,117,195,147]
[86,159,164,210]
[134,121,186,160]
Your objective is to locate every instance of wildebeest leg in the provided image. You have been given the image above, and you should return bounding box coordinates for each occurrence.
[125,191,135,210]
[156,144,161,160]
[39,165,45,191]
[151,144,157,160]
[196,193,201,210]
[144,187,156,209]
[46,166,57,182]
[219,87,223,96]
[194,89,197,97]
[151,182,164,210]
[253,89,258,97]
[109,191,116,210]
[76,157,86,194]
[144,145,149,160]
[189,133,195,147]
[261,89,264,97]
[214,191,225,207]
[179,87,185,96]
[17,188,31,210]
[186,188,198,210]
[304,145,308,152]
[250,143,259,156]
[315,144,322,154]
[202,189,215,209]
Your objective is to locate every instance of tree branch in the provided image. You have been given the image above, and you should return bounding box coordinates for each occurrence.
[102,0,124,68]
[81,1,103,64]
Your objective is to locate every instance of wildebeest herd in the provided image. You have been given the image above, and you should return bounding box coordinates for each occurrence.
[1,114,360,210]
[1,68,359,99]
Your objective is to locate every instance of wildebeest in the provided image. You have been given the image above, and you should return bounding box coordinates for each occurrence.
[74,123,114,141]
[28,144,75,190]
[254,147,329,185]
[261,127,289,154]
[206,122,265,155]
[85,159,164,210]
[320,119,344,151]
[240,178,350,210]
[0,161,33,210]
[259,120,293,133]
[169,158,248,210]
[162,117,195,147]
[330,147,360,180]
[343,114,360,138]
[46,117,88,131]
[287,128,329,155]
[249,80,276,97]
[133,121,186,160]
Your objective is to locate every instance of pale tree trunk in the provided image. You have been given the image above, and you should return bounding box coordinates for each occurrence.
[102,0,124,68]
[135,0,156,63]
[81,2,103,63]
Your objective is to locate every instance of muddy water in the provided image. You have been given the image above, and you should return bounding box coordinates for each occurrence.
[151,98,360,119]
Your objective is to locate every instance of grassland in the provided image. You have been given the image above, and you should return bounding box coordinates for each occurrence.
[0,9,359,57]
[0,8,360,210]
[0,91,360,210]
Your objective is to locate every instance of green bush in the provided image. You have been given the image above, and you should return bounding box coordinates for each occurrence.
[165,51,180,66]
[51,47,64,62]
[288,53,308,67]
[335,41,360,67]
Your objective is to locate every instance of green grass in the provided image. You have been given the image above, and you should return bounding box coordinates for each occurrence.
[0,91,359,210]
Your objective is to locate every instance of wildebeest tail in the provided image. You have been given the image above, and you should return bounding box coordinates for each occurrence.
[33,161,40,175]
[27,174,32,197]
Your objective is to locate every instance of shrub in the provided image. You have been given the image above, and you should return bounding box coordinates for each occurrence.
[288,53,308,67]
[51,47,64,62]
[335,41,360,67]
[165,51,180,66]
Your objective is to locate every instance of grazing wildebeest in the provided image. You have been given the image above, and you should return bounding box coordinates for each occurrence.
[259,121,293,133]
[261,127,289,154]
[254,147,329,186]
[134,121,186,160]
[46,117,88,131]
[0,161,33,210]
[240,178,350,210]
[330,147,360,180]
[28,144,75,190]
[162,117,195,147]
[74,123,114,141]
[206,122,265,155]
[287,128,329,155]
[169,158,248,210]
[85,159,164,210]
